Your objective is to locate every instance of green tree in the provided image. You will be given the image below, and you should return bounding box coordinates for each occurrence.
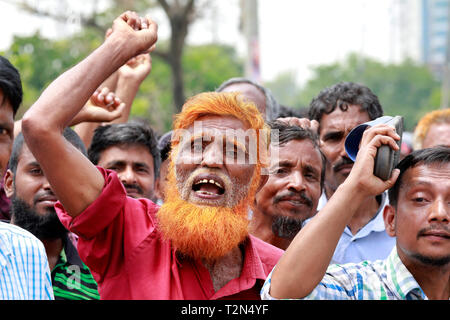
[2,32,243,133]
[295,54,441,130]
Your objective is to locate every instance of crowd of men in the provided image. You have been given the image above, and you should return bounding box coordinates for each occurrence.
[0,11,449,300]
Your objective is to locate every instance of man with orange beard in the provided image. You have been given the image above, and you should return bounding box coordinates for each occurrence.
[20,11,283,299]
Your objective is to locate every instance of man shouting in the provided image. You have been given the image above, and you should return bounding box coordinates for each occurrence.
[20,11,282,299]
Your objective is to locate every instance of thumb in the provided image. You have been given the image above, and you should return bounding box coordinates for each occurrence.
[384,168,400,190]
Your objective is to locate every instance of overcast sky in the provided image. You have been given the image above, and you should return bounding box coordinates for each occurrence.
[0,0,394,85]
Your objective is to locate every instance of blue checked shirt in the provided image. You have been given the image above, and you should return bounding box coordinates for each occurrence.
[261,247,434,300]
[0,222,54,300]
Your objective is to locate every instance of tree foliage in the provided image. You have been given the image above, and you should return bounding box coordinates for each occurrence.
[1,31,243,133]
[266,53,442,131]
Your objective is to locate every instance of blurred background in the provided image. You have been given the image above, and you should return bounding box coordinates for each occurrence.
[0,0,449,133]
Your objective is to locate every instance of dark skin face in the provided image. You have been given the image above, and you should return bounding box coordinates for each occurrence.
[384,163,450,267]
[0,89,15,177]
[174,115,266,208]
[4,144,57,215]
[318,105,371,195]
[255,139,322,221]
[97,144,156,200]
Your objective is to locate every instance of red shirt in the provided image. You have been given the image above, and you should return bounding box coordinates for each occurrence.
[56,167,283,300]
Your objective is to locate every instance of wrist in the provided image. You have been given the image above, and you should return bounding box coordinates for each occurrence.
[335,178,369,207]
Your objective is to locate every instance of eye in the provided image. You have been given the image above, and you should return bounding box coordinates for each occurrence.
[274,168,288,175]
[29,168,43,175]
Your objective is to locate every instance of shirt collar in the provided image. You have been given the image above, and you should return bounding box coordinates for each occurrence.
[343,192,388,238]
[384,246,427,300]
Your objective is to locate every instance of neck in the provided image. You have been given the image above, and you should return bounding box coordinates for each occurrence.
[249,209,292,250]
[41,238,64,271]
[400,250,450,300]
[325,184,380,235]
[203,246,244,292]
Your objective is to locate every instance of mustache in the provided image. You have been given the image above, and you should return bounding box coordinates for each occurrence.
[33,190,56,206]
[122,183,144,194]
[273,191,313,208]
[417,224,450,239]
[332,156,353,173]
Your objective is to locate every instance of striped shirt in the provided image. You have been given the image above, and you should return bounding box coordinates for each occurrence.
[51,236,100,300]
[261,246,437,300]
[0,222,54,300]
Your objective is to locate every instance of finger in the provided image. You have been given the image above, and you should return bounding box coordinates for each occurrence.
[386,168,400,187]
[122,11,139,30]
[360,124,400,147]
[140,17,148,29]
[310,120,319,133]
[98,87,110,101]
[370,135,400,151]
[105,92,115,104]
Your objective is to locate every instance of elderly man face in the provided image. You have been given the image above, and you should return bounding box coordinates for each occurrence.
[157,113,266,261]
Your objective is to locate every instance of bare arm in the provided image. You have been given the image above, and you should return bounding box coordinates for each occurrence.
[21,12,158,217]
[269,124,401,299]
[113,53,152,123]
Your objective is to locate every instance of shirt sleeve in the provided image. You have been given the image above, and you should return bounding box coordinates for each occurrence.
[55,166,159,281]
[261,264,363,300]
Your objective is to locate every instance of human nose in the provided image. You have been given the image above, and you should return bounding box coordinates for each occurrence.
[428,198,449,223]
[42,178,53,192]
[200,142,223,168]
[287,171,306,192]
[120,166,137,184]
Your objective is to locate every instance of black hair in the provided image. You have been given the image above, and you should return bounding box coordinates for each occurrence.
[388,146,450,207]
[158,131,173,163]
[0,55,23,116]
[88,122,161,178]
[8,127,87,175]
[268,120,326,191]
[308,82,383,126]
[277,105,309,118]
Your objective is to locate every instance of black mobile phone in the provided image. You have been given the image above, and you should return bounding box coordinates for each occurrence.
[373,116,404,180]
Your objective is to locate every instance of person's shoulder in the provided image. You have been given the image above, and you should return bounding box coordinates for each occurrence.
[0,221,45,251]
[249,235,284,260]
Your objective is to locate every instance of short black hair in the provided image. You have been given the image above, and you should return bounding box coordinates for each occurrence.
[388,146,450,207]
[158,131,172,163]
[9,127,87,175]
[0,55,23,116]
[88,122,161,179]
[308,82,383,126]
[268,120,326,191]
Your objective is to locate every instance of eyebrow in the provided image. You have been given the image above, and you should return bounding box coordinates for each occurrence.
[25,161,41,167]
[188,132,248,153]
[277,160,294,168]
[322,130,344,140]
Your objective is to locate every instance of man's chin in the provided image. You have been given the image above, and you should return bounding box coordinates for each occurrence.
[156,196,249,262]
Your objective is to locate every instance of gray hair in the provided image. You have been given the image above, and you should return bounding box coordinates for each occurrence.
[216,77,280,121]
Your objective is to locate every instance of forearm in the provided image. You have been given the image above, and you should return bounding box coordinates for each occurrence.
[112,75,142,123]
[270,180,367,299]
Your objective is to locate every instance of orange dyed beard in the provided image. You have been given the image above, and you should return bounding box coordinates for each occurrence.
[156,162,261,262]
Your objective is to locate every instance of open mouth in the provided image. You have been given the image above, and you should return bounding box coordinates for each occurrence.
[192,174,225,198]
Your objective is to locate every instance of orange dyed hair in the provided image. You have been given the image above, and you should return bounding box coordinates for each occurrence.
[413,109,450,150]
[171,91,270,168]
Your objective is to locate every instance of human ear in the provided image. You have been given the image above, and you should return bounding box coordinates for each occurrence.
[383,204,396,237]
[3,169,15,198]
